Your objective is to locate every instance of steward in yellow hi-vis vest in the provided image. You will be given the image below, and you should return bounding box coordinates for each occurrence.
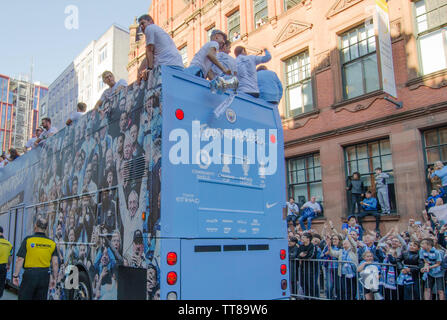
[0,225,12,298]
[13,218,59,300]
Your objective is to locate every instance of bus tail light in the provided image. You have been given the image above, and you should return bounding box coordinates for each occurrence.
[175,109,184,120]
[280,264,287,275]
[167,272,177,285]
[167,252,177,266]
[280,249,286,260]
[281,279,288,290]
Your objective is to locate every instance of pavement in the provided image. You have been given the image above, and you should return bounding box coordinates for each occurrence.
[1,288,17,300]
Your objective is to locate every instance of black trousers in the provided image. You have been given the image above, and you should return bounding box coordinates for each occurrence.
[18,268,50,300]
[357,211,381,230]
[350,194,363,215]
[0,264,6,298]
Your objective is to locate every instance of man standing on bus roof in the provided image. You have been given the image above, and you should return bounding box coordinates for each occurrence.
[13,218,59,300]
[0,226,13,298]
[94,71,128,110]
[256,65,283,105]
[137,14,184,83]
[234,46,272,98]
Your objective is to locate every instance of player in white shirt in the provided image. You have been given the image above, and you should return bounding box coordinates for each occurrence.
[185,29,232,79]
[25,127,43,151]
[211,40,237,77]
[66,102,87,126]
[94,71,128,110]
[234,46,271,97]
[34,118,58,147]
[137,14,184,83]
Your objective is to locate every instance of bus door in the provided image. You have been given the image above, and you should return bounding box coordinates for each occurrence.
[6,205,24,283]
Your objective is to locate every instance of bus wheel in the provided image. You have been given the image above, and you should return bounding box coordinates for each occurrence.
[71,271,92,300]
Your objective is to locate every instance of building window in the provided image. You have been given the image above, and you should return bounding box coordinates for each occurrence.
[423,126,447,165]
[414,0,447,75]
[98,75,105,92]
[344,138,396,214]
[1,106,5,129]
[1,78,8,104]
[287,153,323,214]
[206,25,215,42]
[179,45,188,67]
[284,0,304,11]
[340,22,380,100]
[284,51,313,117]
[423,126,447,191]
[99,44,108,64]
[227,10,241,41]
[254,0,268,29]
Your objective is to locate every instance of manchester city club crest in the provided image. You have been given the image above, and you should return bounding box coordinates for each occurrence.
[226,108,236,123]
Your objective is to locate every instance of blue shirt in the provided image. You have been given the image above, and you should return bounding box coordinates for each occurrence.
[419,248,444,277]
[257,69,283,103]
[342,223,364,240]
[426,191,444,209]
[362,197,378,211]
[432,166,447,186]
[236,50,272,94]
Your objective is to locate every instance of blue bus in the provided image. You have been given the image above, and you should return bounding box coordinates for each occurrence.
[0,66,288,300]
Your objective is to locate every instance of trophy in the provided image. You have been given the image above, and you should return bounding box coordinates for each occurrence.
[210,75,239,95]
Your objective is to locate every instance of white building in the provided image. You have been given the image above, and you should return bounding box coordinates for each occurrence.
[45,25,130,129]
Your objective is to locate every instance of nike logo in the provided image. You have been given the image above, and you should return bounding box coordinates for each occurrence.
[266,202,278,209]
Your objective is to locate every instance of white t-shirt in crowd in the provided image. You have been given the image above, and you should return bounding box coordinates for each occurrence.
[286,202,299,216]
[144,24,184,68]
[189,41,220,77]
[302,201,321,213]
[100,79,128,102]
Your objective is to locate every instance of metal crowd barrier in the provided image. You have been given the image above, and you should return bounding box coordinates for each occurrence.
[289,258,446,300]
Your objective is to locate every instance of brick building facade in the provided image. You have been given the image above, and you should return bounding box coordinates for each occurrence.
[128,0,447,231]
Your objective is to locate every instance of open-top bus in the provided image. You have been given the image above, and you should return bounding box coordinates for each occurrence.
[0,66,288,300]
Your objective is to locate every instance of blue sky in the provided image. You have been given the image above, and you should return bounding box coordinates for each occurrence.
[0,0,151,86]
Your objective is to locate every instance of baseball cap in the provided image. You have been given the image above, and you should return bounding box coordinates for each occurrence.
[211,29,227,41]
[347,215,357,221]
[133,229,143,244]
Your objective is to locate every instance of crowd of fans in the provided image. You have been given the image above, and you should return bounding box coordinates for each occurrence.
[287,161,447,300]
